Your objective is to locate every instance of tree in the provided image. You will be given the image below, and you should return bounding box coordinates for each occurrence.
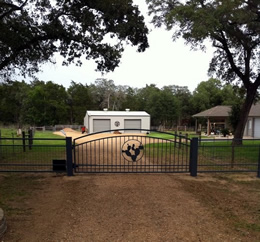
[24,81,68,126]
[120,86,139,111]
[192,78,226,113]
[147,0,260,143]
[160,87,181,128]
[136,84,180,127]
[164,85,192,126]
[89,79,116,110]
[67,81,92,124]
[0,80,29,126]
[0,0,149,79]
[228,102,242,133]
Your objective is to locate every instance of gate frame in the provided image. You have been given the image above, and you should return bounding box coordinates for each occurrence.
[68,129,195,176]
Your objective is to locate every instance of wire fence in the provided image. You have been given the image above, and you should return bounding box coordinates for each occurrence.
[197,139,260,174]
[0,137,66,172]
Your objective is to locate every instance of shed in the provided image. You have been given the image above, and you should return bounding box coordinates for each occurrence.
[84,109,150,134]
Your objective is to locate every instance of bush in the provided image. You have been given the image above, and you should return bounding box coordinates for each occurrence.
[221,128,230,137]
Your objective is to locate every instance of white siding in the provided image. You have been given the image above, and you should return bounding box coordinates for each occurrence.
[254,118,260,138]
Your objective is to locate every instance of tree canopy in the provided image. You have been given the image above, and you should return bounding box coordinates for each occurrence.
[0,0,149,79]
[0,78,239,128]
[147,0,260,142]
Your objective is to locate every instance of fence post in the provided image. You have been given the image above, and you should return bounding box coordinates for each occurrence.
[190,137,198,177]
[66,137,73,176]
[22,131,26,152]
[28,129,33,150]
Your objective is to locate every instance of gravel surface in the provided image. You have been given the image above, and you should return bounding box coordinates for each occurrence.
[2,174,245,242]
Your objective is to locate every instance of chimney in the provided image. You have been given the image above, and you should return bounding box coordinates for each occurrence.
[125,109,130,112]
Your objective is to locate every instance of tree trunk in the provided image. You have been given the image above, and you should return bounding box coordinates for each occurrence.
[232,86,257,145]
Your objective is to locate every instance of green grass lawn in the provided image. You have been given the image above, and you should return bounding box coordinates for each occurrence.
[148,131,205,140]
[0,128,18,138]
[0,128,65,145]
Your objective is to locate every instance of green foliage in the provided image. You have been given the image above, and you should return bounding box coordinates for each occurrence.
[67,81,92,124]
[24,81,68,126]
[191,78,241,113]
[0,80,30,126]
[0,77,242,128]
[0,0,149,79]
[221,128,230,137]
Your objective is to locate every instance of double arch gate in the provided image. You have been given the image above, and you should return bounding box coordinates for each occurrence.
[71,129,198,175]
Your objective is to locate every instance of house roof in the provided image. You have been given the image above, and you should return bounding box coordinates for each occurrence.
[193,103,260,118]
[193,106,231,118]
[248,104,260,117]
[86,110,150,117]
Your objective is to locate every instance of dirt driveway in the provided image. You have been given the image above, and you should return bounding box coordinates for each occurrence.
[2,172,260,242]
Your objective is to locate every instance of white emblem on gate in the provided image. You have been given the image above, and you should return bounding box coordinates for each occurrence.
[122,139,144,162]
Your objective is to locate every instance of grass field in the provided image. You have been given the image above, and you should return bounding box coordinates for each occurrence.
[0,128,65,145]
[148,131,201,140]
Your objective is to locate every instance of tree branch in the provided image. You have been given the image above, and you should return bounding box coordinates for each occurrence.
[213,31,246,86]
[253,73,260,90]
[0,33,57,70]
[0,0,28,20]
[244,49,251,81]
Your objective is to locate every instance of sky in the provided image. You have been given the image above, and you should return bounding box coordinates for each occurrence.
[35,1,215,92]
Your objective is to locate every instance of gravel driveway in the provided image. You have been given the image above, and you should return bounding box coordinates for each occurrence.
[3,174,245,242]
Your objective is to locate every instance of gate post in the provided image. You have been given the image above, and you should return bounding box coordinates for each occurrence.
[66,137,73,176]
[190,138,198,177]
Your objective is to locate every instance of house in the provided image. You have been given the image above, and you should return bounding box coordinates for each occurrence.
[84,109,150,134]
[192,104,260,138]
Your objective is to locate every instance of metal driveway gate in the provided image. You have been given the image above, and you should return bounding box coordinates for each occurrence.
[73,129,191,173]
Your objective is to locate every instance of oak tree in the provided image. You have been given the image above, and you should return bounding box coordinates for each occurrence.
[147,0,260,143]
[0,0,149,78]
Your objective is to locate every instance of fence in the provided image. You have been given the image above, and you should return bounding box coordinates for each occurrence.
[0,136,69,173]
[151,126,195,132]
[0,133,259,177]
[32,125,81,132]
[195,138,260,176]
